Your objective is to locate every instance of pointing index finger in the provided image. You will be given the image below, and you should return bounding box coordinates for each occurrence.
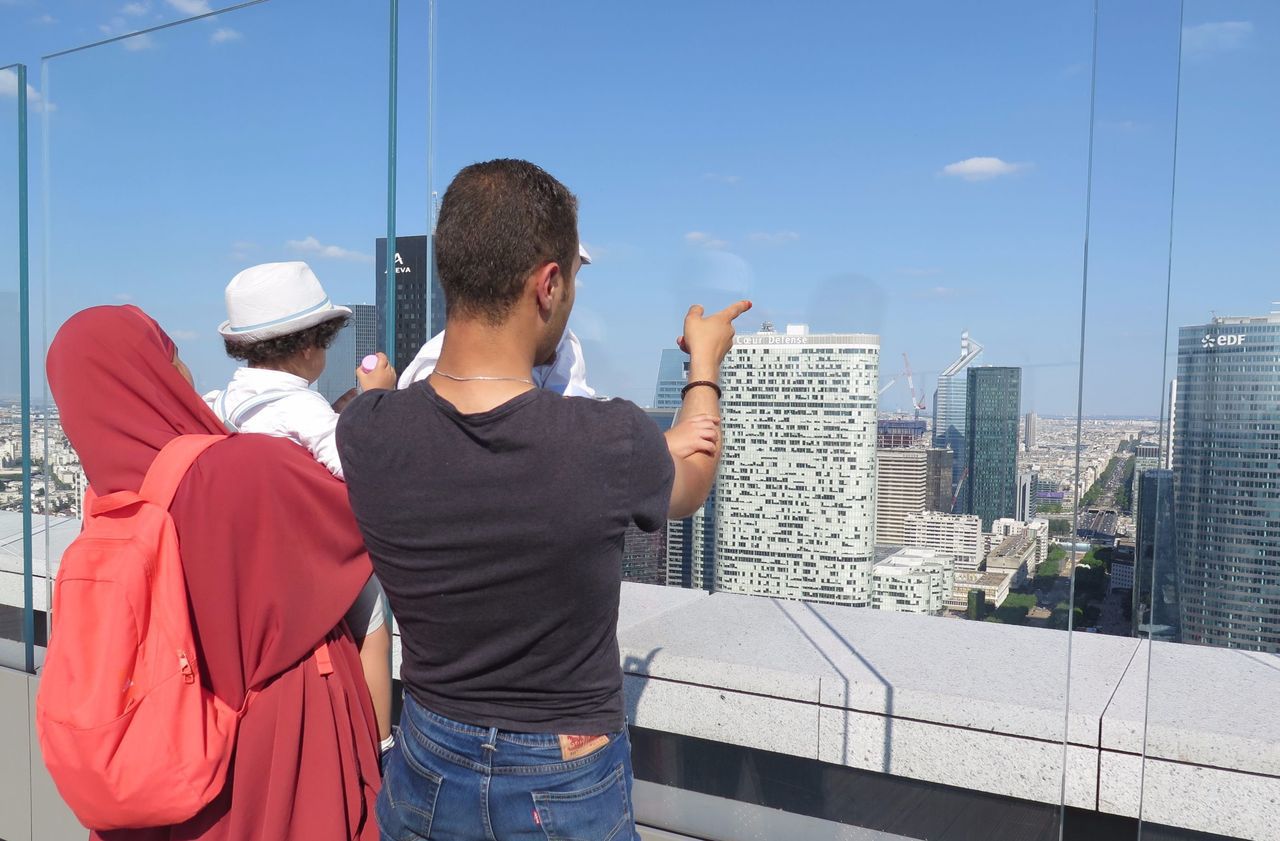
[718,299,753,322]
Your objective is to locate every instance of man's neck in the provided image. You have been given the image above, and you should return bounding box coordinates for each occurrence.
[430,317,538,414]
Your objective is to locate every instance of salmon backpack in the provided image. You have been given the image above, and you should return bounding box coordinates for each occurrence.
[36,434,242,831]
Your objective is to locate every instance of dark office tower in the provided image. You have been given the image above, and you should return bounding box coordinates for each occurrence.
[962,367,1021,531]
[1130,441,1162,516]
[1023,412,1037,452]
[925,448,953,512]
[654,349,689,409]
[621,524,666,585]
[877,419,928,449]
[1176,313,1280,652]
[1016,471,1037,523]
[316,304,378,403]
[932,332,983,508]
[1134,469,1178,642]
[622,408,675,585]
[376,235,440,372]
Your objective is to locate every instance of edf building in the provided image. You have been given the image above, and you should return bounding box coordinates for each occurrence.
[1175,311,1280,652]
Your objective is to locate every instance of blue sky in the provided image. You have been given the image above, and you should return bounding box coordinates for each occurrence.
[1,0,1277,416]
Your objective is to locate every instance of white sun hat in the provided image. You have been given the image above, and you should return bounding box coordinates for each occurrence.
[218,261,352,343]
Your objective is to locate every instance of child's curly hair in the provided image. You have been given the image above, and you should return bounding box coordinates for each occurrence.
[223,316,349,366]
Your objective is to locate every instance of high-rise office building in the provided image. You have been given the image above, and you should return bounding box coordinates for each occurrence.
[902,511,983,571]
[654,349,689,409]
[1023,411,1037,452]
[877,419,927,449]
[875,447,928,546]
[1165,378,1177,470]
[316,304,378,403]
[649,360,718,591]
[714,325,879,606]
[376,235,445,372]
[621,524,666,585]
[623,407,677,586]
[1134,469,1178,643]
[1175,313,1280,651]
[932,332,983,509]
[1130,441,1162,516]
[962,366,1021,530]
[926,448,953,513]
[1015,471,1037,522]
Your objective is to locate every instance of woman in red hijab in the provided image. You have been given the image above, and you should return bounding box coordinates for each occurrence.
[46,305,381,841]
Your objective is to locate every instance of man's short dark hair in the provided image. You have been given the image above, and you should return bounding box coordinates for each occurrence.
[223,316,348,366]
[435,159,578,325]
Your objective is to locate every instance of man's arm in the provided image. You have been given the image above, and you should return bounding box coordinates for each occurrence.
[668,300,752,520]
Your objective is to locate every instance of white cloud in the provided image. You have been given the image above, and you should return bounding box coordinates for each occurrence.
[748,231,800,245]
[895,267,942,278]
[229,240,258,261]
[684,231,728,250]
[169,329,200,341]
[166,0,212,14]
[34,13,57,24]
[913,286,965,299]
[0,67,50,111]
[210,27,242,44]
[123,33,156,51]
[286,236,374,264]
[940,156,1030,181]
[121,2,149,15]
[113,293,134,302]
[701,173,742,186]
[1183,21,1254,55]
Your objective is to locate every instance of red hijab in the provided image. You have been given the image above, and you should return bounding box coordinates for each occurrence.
[48,306,380,841]
[47,304,226,495]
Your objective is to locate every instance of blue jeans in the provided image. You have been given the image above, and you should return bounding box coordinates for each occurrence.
[378,692,640,841]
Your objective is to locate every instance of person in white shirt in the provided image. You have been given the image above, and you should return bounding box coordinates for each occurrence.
[204,261,396,746]
[398,246,598,396]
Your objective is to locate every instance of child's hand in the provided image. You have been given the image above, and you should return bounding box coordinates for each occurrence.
[666,414,721,459]
[356,352,397,392]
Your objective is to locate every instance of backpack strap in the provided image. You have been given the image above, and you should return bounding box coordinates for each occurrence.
[138,435,227,510]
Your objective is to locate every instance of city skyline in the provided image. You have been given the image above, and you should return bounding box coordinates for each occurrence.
[3,2,1278,417]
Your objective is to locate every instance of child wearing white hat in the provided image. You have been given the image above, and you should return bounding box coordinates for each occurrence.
[204,260,395,747]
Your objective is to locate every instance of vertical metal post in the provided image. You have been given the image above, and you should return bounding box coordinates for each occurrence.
[384,0,399,368]
[17,64,35,673]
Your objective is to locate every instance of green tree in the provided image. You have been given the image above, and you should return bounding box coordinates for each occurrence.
[966,589,984,620]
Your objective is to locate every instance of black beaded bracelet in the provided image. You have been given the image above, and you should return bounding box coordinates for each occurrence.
[681,380,722,400]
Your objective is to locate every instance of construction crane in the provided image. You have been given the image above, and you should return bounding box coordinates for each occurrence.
[902,353,927,417]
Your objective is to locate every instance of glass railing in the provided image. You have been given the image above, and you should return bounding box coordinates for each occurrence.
[0,61,34,673]
[2,1,1277,839]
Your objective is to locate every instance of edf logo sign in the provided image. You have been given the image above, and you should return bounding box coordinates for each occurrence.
[1202,333,1246,349]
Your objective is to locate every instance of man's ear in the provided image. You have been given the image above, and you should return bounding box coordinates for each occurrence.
[534,262,561,313]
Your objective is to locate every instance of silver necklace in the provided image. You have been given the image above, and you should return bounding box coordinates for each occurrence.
[433,370,535,386]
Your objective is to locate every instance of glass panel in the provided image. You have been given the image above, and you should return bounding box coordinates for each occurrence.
[1138,2,1280,839]
[0,63,35,672]
[38,0,396,619]
[424,1,1096,836]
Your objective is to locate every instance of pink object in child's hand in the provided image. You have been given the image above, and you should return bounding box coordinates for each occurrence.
[361,354,380,372]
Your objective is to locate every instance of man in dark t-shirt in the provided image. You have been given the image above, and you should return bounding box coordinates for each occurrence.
[337,159,749,840]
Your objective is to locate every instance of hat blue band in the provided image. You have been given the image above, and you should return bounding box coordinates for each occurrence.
[227,297,336,333]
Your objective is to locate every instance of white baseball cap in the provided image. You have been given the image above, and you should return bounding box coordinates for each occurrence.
[218,261,352,343]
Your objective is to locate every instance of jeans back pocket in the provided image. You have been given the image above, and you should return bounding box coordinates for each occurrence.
[531,762,630,841]
[377,734,444,841]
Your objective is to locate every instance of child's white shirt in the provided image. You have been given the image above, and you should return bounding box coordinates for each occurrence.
[203,367,386,636]
[204,367,344,478]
